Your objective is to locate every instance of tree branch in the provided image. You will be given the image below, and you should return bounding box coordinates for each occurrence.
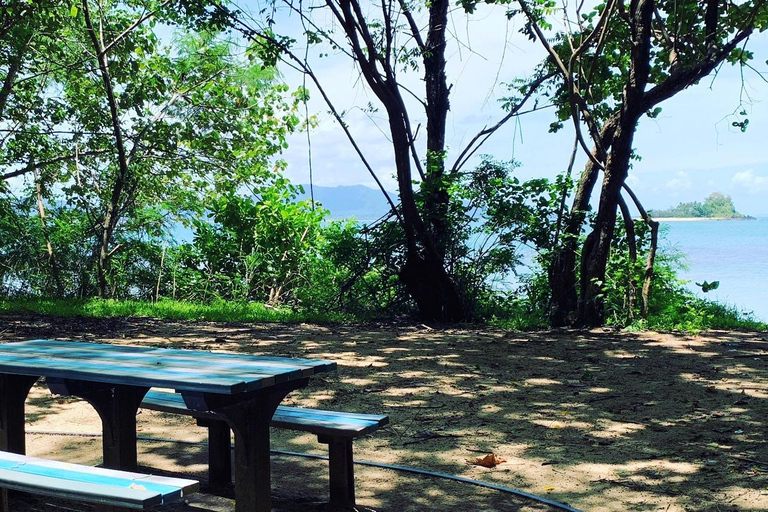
[1,150,109,181]
[450,71,555,174]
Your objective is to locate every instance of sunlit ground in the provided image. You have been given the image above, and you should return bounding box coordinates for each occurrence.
[3,317,766,511]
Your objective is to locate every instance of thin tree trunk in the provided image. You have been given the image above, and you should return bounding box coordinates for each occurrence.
[548,121,617,326]
[641,219,659,318]
[621,184,659,318]
[82,0,132,298]
[617,194,637,320]
[154,246,165,302]
[0,31,32,122]
[423,0,450,260]
[34,170,64,295]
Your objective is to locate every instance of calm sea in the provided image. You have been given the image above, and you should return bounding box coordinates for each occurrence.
[659,217,768,322]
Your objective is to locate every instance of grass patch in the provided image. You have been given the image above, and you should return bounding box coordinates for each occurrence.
[634,296,767,333]
[488,310,549,330]
[0,297,352,323]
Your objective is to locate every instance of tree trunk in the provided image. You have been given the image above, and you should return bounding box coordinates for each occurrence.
[329,0,464,321]
[422,0,450,260]
[547,122,616,326]
[617,194,638,320]
[577,119,638,326]
[547,159,600,326]
[576,0,654,326]
[641,219,659,318]
[399,253,463,321]
[82,0,132,298]
[0,31,31,122]
[388,104,463,321]
[34,170,64,295]
[622,184,659,319]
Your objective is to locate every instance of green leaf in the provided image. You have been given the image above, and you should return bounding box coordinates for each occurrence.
[695,281,720,293]
[70,5,78,17]
[646,107,662,119]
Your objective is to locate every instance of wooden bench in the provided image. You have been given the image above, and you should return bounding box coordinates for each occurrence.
[141,389,389,509]
[0,450,198,511]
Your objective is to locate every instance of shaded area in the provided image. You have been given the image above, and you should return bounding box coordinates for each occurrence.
[1,314,767,510]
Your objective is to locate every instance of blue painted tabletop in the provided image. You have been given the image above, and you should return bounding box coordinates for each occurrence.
[0,339,336,394]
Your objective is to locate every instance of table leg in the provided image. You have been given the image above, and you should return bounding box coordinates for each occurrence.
[197,418,232,487]
[187,379,309,512]
[0,375,39,454]
[225,397,273,512]
[47,379,148,471]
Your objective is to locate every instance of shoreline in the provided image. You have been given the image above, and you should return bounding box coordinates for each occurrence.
[654,216,753,222]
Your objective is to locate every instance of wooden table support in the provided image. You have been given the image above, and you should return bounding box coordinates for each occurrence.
[321,435,356,508]
[0,375,39,455]
[184,379,309,512]
[47,378,149,471]
[197,418,232,487]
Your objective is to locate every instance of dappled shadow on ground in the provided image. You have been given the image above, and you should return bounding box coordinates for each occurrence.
[1,314,767,511]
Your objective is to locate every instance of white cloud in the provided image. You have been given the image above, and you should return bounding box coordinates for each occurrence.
[732,169,768,193]
[625,174,641,188]
[664,171,692,190]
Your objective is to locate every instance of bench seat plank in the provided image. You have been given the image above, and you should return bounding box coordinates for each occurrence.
[271,406,389,437]
[0,451,198,510]
[142,390,389,437]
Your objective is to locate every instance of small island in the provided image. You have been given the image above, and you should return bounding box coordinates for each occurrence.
[649,192,753,220]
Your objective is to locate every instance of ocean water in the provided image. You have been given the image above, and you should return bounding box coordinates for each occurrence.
[659,217,768,322]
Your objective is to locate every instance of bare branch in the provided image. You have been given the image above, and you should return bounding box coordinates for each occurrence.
[517,0,606,170]
[1,150,109,181]
[450,71,556,174]
[397,0,426,51]
[100,0,172,56]
[241,28,402,221]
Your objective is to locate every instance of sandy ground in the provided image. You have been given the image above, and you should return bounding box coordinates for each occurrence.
[0,314,767,511]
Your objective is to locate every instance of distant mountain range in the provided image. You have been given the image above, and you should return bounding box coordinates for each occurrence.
[295,184,394,221]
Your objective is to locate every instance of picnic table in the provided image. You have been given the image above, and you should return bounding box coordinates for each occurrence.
[0,339,336,512]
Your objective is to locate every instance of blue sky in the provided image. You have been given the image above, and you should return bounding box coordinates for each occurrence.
[268,2,768,216]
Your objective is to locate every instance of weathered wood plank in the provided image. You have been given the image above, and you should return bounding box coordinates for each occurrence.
[272,407,390,437]
[0,451,198,509]
[0,469,162,509]
[0,343,309,383]
[5,340,336,377]
[0,340,336,395]
[0,355,255,394]
[141,390,390,437]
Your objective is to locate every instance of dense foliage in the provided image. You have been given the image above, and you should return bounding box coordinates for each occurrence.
[1,0,764,333]
[510,0,768,327]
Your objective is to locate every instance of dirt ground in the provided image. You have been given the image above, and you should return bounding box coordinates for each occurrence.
[0,314,767,512]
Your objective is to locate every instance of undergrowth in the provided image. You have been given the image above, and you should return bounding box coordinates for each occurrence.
[1,295,764,334]
[0,298,351,324]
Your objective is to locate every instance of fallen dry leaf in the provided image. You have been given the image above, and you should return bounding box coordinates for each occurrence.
[467,453,507,468]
